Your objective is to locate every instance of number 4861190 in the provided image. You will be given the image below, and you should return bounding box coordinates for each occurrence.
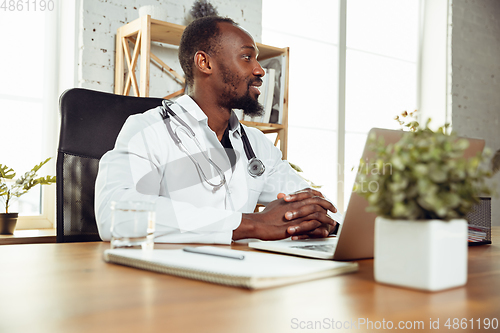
[444,318,498,330]
[1,0,55,11]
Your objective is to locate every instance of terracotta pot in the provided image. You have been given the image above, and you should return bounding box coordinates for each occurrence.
[0,213,18,235]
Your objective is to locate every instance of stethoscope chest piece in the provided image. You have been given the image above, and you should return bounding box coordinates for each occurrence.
[248,157,265,177]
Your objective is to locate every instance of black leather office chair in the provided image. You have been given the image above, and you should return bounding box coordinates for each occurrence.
[57,88,164,242]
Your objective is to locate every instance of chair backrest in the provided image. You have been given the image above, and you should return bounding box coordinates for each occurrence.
[57,88,164,242]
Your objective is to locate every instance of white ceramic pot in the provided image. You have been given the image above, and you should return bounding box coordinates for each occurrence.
[374,216,468,291]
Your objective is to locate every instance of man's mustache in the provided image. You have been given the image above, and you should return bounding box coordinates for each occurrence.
[248,78,263,87]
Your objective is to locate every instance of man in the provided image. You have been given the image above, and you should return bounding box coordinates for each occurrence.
[95,16,339,244]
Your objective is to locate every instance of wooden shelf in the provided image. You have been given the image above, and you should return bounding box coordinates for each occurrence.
[115,15,289,158]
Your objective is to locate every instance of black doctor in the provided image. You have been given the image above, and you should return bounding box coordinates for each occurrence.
[178,16,339,241]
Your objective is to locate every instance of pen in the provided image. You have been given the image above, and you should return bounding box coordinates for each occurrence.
[183,247,245,260]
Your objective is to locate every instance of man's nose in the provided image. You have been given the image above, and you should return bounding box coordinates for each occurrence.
[254,62,265,77]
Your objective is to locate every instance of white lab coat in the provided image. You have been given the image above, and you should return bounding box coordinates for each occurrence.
[95,95,310,244]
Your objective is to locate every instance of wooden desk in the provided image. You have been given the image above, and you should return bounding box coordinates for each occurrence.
[0,229,498,333]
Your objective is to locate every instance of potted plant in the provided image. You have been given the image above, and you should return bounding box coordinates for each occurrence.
[354,112,495,291]
[0,158,56,235]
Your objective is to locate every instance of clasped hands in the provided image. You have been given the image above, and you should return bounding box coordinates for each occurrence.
[234,188,338,241]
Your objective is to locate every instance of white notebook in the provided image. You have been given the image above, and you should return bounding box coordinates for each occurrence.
[104,247,358,289]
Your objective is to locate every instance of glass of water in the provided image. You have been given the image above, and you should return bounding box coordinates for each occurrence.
[110,201,156,250]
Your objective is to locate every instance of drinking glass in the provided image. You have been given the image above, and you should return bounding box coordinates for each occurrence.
[110,201,155,250]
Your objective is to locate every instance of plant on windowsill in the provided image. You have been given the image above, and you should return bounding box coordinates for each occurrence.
[0,158,56,235]
[354,111,496,291]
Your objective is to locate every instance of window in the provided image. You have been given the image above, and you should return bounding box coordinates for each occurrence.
[344,0,420,208]
[262,0,340,204]
[262,0,419,211]
[1,9,51,226]
[0,1,77,228]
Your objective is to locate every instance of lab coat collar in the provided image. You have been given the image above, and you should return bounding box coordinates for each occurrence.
[175,95,242,136]
[228,110,242,136]
[175,95,207,123]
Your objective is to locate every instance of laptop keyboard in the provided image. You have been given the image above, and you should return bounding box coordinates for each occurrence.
[290,244,336,253]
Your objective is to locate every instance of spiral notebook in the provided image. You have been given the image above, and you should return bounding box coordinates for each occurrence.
[103,247,358,289]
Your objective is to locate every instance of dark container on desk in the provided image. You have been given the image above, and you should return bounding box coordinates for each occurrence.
[466,197,492,245]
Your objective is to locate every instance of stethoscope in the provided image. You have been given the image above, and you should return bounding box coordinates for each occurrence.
[160,100,265,192]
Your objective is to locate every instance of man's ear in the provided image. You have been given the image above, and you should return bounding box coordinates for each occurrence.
[194,51,212,75]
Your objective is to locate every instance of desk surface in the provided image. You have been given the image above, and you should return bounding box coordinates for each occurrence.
[0,229,498,333]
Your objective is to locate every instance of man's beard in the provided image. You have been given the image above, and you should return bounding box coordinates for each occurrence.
[229,92,264,117]
[219,66,264,117]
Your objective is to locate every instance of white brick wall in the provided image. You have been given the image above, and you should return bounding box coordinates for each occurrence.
[77,0,262,97]
[451,0,500,226]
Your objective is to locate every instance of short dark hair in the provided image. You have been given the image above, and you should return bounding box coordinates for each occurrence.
[179,16,236,87]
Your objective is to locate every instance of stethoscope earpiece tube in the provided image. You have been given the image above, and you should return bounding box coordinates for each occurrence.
[162,100,195,137]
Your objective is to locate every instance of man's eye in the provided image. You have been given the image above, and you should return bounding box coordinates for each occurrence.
[243,55,251,60]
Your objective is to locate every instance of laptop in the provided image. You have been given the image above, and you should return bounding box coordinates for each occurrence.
[249,128,486,260]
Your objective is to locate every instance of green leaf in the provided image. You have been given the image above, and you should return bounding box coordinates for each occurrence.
[23,176,56,192]
[31,157,51,174]
[392,202,409,219]
[35,175,57,185]
[288,162,303,173]
[0,183,7,196]
[455,139,469,151]
[428,168,447,183]
[0,164,15,179]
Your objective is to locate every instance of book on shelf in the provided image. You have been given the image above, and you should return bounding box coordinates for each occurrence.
[259,55,286,124]
[103,247,358,289]
[259,68,275,123]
